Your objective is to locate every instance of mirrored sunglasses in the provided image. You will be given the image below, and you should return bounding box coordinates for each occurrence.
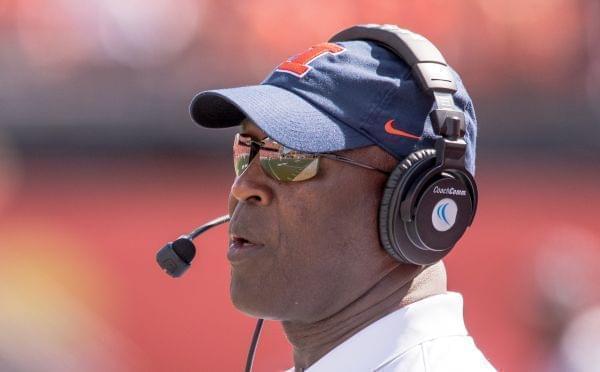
[233,133,389,182]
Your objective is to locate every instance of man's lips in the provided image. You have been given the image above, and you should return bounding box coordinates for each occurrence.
[227,234,265,263]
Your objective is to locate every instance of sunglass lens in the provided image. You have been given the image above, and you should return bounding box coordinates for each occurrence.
[233,142,251,176]
[233,134,320,181]
[260,157,319,182]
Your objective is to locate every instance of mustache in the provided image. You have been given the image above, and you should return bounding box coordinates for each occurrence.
[228,205,267,246]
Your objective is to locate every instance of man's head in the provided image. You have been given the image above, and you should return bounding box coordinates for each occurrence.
[226,118,405,321]
[189,27,477,322]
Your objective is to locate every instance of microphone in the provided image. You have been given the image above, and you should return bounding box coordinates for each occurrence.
[156,215,230,277]
[155,214,264,372]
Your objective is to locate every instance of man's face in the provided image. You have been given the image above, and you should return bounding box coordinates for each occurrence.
[227,120,400,322]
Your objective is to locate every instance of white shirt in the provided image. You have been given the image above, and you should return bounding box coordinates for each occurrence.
[289,292,496,372]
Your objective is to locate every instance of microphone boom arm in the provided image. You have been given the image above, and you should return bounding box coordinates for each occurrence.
[155,214,264,372]
[185,215,230,240]
[156,214,230,278]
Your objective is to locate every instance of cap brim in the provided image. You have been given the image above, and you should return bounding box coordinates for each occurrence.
[190,84,372,153]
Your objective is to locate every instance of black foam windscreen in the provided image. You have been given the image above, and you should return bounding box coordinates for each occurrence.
[156,239,194,278]
[156,215,230,278]
[172,238,196,264]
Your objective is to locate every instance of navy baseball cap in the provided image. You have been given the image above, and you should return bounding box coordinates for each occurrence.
[190,38,477,174]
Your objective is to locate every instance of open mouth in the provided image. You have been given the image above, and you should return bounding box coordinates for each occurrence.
[230,235,257,247]
[228,234,265,262]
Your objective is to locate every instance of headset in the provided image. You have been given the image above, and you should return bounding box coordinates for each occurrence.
[156,23,477,372]
[331,24,478,266]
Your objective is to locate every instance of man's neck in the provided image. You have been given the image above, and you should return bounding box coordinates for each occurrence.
[282,262,447,371]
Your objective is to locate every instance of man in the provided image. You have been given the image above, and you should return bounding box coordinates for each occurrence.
[189,25,496,371]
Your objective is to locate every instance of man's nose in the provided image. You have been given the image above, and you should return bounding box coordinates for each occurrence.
[229,158,273,207]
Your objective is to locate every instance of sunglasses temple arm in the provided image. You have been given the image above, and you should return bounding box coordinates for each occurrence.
[319,154,390,175]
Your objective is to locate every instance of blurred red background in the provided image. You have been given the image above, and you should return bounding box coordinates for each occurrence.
[1,1,599,371]
[1,156,598,371]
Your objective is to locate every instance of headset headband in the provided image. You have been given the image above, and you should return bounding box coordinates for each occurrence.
[329,24,466,142]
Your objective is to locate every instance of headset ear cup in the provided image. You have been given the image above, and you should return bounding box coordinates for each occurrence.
[379,149,436,263]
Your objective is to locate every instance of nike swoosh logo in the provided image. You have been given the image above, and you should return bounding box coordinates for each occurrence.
[384,119,421,140]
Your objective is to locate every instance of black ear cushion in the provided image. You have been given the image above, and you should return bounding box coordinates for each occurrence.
[379,149,436,263]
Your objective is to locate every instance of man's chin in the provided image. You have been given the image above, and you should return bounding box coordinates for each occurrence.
[229,276,281,319]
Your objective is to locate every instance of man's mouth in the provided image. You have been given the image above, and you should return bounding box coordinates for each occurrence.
[230,234,260,248]
[227,234,265,263]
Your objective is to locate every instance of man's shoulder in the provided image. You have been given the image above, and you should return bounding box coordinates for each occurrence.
[375,334,496,372]
[299,293,497,372]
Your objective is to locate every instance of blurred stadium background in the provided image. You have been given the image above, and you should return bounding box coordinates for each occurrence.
[0,0,599,371]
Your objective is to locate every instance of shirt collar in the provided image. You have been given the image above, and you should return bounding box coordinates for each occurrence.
[301,292,469,372]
